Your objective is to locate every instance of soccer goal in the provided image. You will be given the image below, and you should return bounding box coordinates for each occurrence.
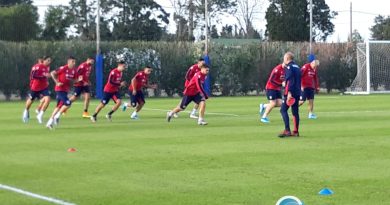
[347,40,390,94]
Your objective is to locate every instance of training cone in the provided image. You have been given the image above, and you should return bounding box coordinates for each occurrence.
[67,148,77,152]
[319,188,334,195]
[286,97,296,106]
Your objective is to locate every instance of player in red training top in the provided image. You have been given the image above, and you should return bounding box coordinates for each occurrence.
[299,58,320,119]
[166,63,210,125]
[68,57,95,118]
[23,56,52,124]
[122,66,157,119]
[259,63,286,123]
[46,56,77,129]
[33,57,47,115]
[90,61,127,123]
[184,58,205,119]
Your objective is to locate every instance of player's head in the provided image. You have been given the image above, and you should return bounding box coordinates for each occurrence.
[144,66,153,75]
[86,56,95,65]
[283,52,294,65]
[200,64,209,75]
[117,60,127,71]
[37,57,44,64]
[310,60,320,69]
[197,58,205,67]
[67,56,76,68]
[42,56,51,66]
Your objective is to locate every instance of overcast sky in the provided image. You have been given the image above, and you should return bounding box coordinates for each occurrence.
[33,0,390,42]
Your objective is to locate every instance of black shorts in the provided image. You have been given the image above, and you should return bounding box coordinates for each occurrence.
[179,93,204,110]
[300,88,315,101]
[101,92,121,105]
[56,91,71,107]
[73,86,90,97]
[129,90,145,107]
[266,89,282,101]
[29,88,50,100]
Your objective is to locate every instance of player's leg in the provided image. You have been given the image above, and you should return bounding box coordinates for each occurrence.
[130,91,145,119]
[122,91,132,111]
[190,103,199,119]
[260,100,276,123]
[46,97,62,129]
[51,92,72,126]
[82,87,91,118]
[279,96,291,137]
[307,89,316,119]
[291,95,300,136]
[197,101,207,125]
[23,93,34,123]
[166,96,190,122]
[106,93,121,121]
[36,91,51,124]
[91,92,110,122]
[35,98,44,114]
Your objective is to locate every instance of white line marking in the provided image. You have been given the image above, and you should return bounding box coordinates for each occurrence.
[0,184,76,205]
[143,108,240,117]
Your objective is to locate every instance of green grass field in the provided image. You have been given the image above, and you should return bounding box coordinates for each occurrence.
[1,95,390,205]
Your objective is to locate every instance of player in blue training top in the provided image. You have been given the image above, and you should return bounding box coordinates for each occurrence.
[279,52,301,138]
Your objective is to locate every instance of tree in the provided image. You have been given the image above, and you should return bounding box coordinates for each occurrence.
[0,4,40,41]
[0,0,32,5]
[41,6,72,40]
[371,15,390,40]
[235,0,263,39]
[349,29,363,43]
[108,0,169,41]
[68,0,97,40]
[265,0,336,42]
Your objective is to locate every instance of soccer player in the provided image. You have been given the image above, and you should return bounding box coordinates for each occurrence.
[90,61,126,122]
[122,66,157,119]
[68,57,95,118]
[279,52,301,137]
[184,58,205,119]
[259,63,285,123]
[22,56,52,124]
[46,56,77,129]
[166,64,209,125]
[299,58,320,119]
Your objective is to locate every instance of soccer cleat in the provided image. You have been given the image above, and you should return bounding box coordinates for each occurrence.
[130,113,139,120]
[54,117,60,126]
[198,120,208,125]
[46,119,54,130]
[82,112,91,118]
[46,123,54,130]
[259,103,265,116]
[36,113,43,124]
[278,130,292,138]
[173,113,179,118]
[166,112,172,122]
[105,114,112,122]
[122,103,127,112]
[260,117,270,123]
[90,116,97,123]
[292,131,300,137]
[189,114,198,119]
[22,110,29,123]
[308,113,317,119]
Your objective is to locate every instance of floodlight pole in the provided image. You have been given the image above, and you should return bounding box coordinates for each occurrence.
[309,0,313,54]
[96,0,101,54]
[205,0,209,54]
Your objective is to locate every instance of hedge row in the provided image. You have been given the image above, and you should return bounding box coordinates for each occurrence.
[0,40,357,100]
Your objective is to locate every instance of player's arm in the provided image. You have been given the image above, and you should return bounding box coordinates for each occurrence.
[284,67,293,96]
[108,73,120,86]
[131,76,138,95]
[269,71,282,87]
[76,67,84,82]
[185,67,193,81]
[195,76,208,99]
[50,69,62,86]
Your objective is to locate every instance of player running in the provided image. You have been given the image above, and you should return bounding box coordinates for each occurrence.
[279,52,301,137]
[90,61,127,122]
[46,56,77,129]
[299,57,320,119]
[184,58,205,119]
[23,56,52,124]
[166,63,210,125]
[68,57,95,118]
[259,63,285,123]
[121,66,157,120]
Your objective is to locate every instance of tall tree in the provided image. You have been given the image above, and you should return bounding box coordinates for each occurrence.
[235,0,263,39]
[109,0,169,41]
[371,15,390,40]
[41,6,72,40]
[68,0,97,40]
[0,4,40,41]
[265,0,336,42]
[350,29,363,43]
[0,0,32,5]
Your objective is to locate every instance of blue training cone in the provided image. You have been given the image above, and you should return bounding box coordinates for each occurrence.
[319,188,334,195]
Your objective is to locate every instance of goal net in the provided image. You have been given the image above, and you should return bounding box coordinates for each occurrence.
[348,40,390,94]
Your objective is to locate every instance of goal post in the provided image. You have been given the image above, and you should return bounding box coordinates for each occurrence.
[347,40,390,94]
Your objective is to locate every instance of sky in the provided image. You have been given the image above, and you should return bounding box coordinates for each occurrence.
[33,0,390,42]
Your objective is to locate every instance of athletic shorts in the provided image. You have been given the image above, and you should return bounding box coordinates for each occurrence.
[300,88,315,101]
[73,86,90,97]
[129,90,145,107]
[29,88,50,100]
[179,93,205,110]
[101,92,121,105]
[266,89,282,101]
[56,91,71,107]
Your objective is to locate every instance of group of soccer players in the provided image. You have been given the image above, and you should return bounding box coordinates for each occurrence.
[259,52,320,137]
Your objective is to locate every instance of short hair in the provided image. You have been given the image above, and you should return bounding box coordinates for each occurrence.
[87,56,95,60]
[311,59,320,67]
[200,64,209,69]
[42,56,51,60]
[145,65,152,69]
[285,52,294,61]
[198,57,205,62]
[117,60,126,65]
[68,56,76,60]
